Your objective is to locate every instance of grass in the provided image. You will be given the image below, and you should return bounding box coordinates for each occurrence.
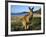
[11,17,41,31]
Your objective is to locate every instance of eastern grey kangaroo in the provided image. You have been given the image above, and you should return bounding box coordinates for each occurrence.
[21,7,34,30]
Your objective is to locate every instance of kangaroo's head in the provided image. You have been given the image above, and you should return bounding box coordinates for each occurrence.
[29,7,34,13]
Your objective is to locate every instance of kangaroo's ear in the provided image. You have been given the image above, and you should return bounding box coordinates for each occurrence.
[29,7,32,10]
[32,7,34,10]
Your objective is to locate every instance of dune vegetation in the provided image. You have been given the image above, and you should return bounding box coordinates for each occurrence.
[11,16,41,31]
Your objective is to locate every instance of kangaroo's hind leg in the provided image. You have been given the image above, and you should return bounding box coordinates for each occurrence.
[21,20,27,30]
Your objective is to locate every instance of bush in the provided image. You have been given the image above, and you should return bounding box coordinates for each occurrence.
[11,17,41,31]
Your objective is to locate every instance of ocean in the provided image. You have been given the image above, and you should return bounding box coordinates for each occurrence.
[11,12,28,16]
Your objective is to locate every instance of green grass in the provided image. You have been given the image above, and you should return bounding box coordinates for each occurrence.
[30,17,41,30]
[11,17,41,31]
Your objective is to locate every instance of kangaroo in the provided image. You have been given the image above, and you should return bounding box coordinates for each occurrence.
[21,7,34,30]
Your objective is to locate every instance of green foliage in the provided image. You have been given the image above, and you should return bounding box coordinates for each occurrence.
[30,17,41,30]
[11,17,41,31]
